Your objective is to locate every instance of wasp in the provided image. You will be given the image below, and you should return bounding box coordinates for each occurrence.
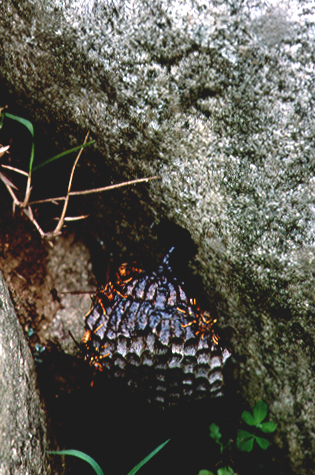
[180,299,220,344]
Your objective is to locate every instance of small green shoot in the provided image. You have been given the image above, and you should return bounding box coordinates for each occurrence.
[209,423,231,454]
[199,423,234,475]
[217,468,237,475]
[0,106,158,240]
[199,400,277,475]
[1,109,95,173]
[32,140,95,171]
[2,111,35,173]
[198,466,237,475]
[48,438,170,475]
[47,450,104,475]
[236,400,277,452]
[126,438,170,475]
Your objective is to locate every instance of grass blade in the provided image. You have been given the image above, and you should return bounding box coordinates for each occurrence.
[47,449,104,475]
[127,439,170,475]
[4,112,35,172]
[32,140,95,171]
[4,112,34,135]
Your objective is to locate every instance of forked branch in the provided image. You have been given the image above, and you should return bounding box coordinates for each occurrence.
[0,132,159,242]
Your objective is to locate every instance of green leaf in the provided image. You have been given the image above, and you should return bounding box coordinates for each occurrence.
[236,429,254,452]
[252,401,268,425]
[4,112,34,136]
[217,466,237,475]
[198,471,214,475]
[4,112,35,173]
[241,410,255,426]
[209,423,222,442]
[47,449,104,475]
[259,421,277,433]
[255,436,271,450]
[127,439,170,475]
[0,112,4,128]
[32,140,95,171]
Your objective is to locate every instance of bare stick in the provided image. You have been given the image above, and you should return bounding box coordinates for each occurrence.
[0,171,19,190]
[22,174,32,207]
[27,176,160,206]
[1,177,20,208]
[23,206,54,246]
[28,196,65,205]
[0,145,10,158]
[69,176,160,196]
[1,164,29,177]
[1,126,159,242]
[52,215,89,221]
[52,131,90,236]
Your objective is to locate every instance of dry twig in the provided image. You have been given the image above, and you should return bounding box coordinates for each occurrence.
[0,132,159,242]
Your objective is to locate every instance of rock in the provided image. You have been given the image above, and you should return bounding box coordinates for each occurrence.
[41,234,96,354]
[0,272,50,474]
[1,1,315,472]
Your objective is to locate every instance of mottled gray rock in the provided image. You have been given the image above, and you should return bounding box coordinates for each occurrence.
[0,273,50,474]
[40,234,95,354]
[1,1,315,473]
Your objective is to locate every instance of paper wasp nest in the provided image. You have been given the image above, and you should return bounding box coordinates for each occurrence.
[83,247,230,406]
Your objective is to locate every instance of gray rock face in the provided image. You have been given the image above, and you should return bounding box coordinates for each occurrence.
[0,273,50,475]
[1,1,315,472]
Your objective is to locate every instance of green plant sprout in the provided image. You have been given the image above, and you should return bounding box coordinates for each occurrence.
[32,140,95,171]
[0,106,158,241]
[47,438,170,475]
[198,400,277,475]
[198,423,236,475]
[1,111,35,172]
[198,465,237,475]
[236,400,277,452]
[209,422,231,455]
[0,107,95,173]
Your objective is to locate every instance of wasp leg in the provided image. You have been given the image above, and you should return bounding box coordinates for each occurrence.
[181,321,194,329]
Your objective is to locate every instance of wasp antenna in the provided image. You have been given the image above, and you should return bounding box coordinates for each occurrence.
[68,330,82,349]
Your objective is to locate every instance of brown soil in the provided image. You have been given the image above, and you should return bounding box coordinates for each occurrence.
[0,195,96,359]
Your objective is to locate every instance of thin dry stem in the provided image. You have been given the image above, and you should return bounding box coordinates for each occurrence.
[22,174,32,207]
[23,206,54,247]
[27,176,160,206]
[53,215,89,221]
[1,127,159,242]
[53,131,90,236]
[0,145,10,158]
[1,177,20,208]
[28,196,67,205]
[0,171,18,190]
[1,164,29,177]
[69,175,160,196]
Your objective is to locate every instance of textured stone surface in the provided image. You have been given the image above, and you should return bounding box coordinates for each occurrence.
[0,272,50,475]
[1,1,315,472]
[41,234,95,353]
